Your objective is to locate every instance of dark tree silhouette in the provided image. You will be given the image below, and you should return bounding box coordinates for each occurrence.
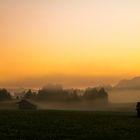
[0,89,12,101]
[98,88,108,103]
[24,89,36,99]
[83,88,98,100]
[82,87,108,104]
[37,84,70,101]
[68,89,80,101]
[98,88,108,98]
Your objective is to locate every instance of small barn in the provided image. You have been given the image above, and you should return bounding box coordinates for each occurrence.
[17,99,37,110]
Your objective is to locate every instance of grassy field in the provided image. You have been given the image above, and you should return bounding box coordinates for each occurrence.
[0,110,139,140]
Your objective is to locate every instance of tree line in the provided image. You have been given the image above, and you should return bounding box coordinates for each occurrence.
[0,84,108,104]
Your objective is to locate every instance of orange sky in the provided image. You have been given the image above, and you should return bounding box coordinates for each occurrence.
[1,0,140,88]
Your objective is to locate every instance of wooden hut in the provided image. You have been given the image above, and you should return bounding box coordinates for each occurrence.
[17,99,37,110]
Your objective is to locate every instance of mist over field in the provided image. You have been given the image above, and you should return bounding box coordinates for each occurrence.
[109,89,140,103]
[1,76,140,111]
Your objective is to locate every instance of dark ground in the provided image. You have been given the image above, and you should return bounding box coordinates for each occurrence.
[0,110,139,140]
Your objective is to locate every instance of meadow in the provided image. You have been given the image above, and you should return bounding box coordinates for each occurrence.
[0,110,139,140]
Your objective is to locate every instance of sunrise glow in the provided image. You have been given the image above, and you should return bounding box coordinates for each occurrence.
[1,0,140,87]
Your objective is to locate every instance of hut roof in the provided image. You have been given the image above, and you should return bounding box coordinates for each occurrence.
[17,99,37,110]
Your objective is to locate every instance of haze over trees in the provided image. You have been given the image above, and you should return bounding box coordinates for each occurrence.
[36,84,70,101]
[22,84,109,104]
[0,84,109,107]
[83,87,108,103]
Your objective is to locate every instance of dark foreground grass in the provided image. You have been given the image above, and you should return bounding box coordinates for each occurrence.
[0,110,139,140]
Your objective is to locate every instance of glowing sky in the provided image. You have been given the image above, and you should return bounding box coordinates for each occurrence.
[1,0,140,87]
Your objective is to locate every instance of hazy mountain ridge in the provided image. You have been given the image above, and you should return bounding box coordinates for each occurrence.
[115,77,140,89]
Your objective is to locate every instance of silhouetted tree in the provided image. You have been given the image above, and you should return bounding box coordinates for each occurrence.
[98,88,108,103]
[98,88,108,97]
[0,89,12,101]
[24,89,36,99]
[16,96,20,100]
[37,84,70,101]
[68,89,80,101]
[82,87,108,104]
[83,88,98,100]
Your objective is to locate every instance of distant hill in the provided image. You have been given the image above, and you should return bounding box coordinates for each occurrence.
[115,77,140,90]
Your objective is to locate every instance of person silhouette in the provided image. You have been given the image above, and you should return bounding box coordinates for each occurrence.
[136,102,140,117]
